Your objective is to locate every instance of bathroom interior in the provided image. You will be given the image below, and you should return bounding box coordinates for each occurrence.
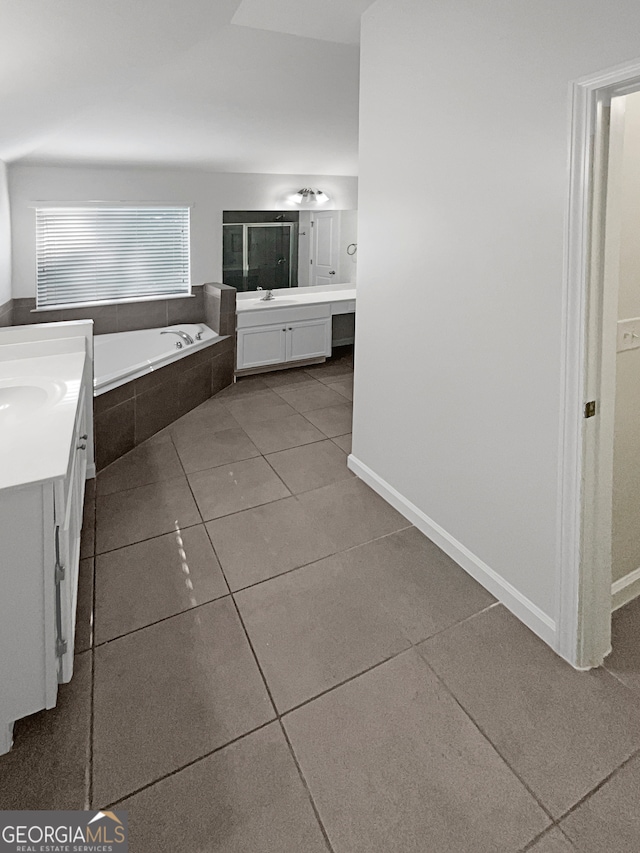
[2,2,640,851]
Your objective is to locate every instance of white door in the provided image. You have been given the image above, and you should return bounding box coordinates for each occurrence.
[311,211,340,286]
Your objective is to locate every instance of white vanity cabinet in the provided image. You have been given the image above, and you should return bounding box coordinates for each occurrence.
[0,394,89,753]
[237,304,332,371]
[0,322,94,756]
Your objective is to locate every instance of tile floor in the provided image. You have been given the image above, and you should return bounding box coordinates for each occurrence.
[2,347,640,851]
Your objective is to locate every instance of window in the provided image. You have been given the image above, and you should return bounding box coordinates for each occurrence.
[36,206,191,308]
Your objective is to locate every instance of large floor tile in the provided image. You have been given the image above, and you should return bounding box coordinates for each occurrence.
[332,433,352,453]
[266,439,353,494]
[94,525,228,644]
[236,551,412,711]
[262,368,321,389]
[170,397,240,435]
[296,476,408,551]
[206,497,335,591]
[188,456,290,520]
[173,425,260,474]
[419,605,640,817]
[605,596,640,692]
[222,389,298,426]
[330,527,495,643]
[75,557,94,652]
[0,652,91,810]
[95,477,200,553]
[284,649,549,853]
[303,403,352,438]
[241,413,325,454]
[303,360,353,384]
[274,383,347,413]
[96,435,184,496]
[216,375,271,399]
[560,752,640,853]
[92,599,275,805]
[326,377,353,400]
[117,723,328,853]
[526,829,576,852]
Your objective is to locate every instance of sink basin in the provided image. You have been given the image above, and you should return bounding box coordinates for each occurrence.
[0,378,66,425]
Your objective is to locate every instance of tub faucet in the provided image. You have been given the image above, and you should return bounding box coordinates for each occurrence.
[161,329,195,345]
[257,287,275,301]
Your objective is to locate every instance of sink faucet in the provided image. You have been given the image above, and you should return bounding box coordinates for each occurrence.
[161,329,195,345]
[257,287,275,301]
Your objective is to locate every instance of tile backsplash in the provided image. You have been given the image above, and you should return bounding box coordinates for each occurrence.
[8,285,206,334]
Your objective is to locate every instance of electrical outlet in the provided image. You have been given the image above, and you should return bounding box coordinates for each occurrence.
[616,317,640,352]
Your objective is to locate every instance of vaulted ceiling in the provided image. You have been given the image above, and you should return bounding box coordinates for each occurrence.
[0,0,375,173]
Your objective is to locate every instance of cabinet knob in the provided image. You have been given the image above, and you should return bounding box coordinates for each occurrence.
[77,442,87,451]
[288,327,292,331]
[80,434,88,441]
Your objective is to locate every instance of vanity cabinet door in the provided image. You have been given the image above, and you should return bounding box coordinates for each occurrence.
[286,318,331,362]
[237,325,287,370]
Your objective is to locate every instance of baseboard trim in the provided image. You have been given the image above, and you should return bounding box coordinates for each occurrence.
[611,566,640,612]
[347,454,557,648]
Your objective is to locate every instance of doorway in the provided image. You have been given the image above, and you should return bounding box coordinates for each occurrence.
[558,59,640,669]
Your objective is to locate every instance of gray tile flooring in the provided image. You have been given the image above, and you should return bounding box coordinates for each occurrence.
[2,347,640,851]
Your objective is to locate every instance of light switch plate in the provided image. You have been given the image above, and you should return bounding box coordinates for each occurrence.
[617,317,640,352]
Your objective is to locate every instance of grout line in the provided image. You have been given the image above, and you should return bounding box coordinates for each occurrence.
[550,743,640,825]
[102,719,276,810]
[518,827,559,852]
[279,721,336,853]
[415,653,559,825]
[204,521,337,853]
[93,520,203,558]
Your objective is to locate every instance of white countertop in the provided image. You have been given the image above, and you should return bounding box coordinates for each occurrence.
[0,337,87,492]
[236,284,356,313]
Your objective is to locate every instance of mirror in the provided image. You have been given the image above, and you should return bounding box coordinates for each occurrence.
[223,210,357,291]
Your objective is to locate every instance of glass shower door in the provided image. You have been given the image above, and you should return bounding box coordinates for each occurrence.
[247,224,292,291]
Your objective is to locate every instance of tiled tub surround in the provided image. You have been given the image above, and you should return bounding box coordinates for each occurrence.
[94,335,234,470]
[94,323,223,394]
[10,285,206,334]
[203,281,236,337]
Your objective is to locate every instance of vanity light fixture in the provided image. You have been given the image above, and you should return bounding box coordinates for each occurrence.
[291,188,330,204]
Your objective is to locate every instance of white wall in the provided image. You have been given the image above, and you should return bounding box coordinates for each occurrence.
[8,165,358,298]
[338,209,358,284]
[612,92,640,585]
[0,161,11,305]
[354,0,640,646]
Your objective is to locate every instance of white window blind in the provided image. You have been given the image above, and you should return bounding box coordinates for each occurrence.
[36,206,191,308]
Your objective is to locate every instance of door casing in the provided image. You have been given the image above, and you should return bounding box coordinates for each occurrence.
[558,58,640,668]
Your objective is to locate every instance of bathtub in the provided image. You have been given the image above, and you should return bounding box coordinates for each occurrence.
[94,323,223,394]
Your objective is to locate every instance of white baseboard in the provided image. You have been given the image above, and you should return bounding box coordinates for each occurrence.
[86,464,96,480]
[611,566,640,612]
[347,454,557,648]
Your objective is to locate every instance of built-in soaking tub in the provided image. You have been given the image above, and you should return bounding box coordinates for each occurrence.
[92,323,235,470]
[94,323,222,394]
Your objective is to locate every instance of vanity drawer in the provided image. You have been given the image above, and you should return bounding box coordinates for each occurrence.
[237,304,331,328]
[331,300,356,315]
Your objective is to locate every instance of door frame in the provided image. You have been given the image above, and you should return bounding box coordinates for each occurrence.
[558,58,640,668]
